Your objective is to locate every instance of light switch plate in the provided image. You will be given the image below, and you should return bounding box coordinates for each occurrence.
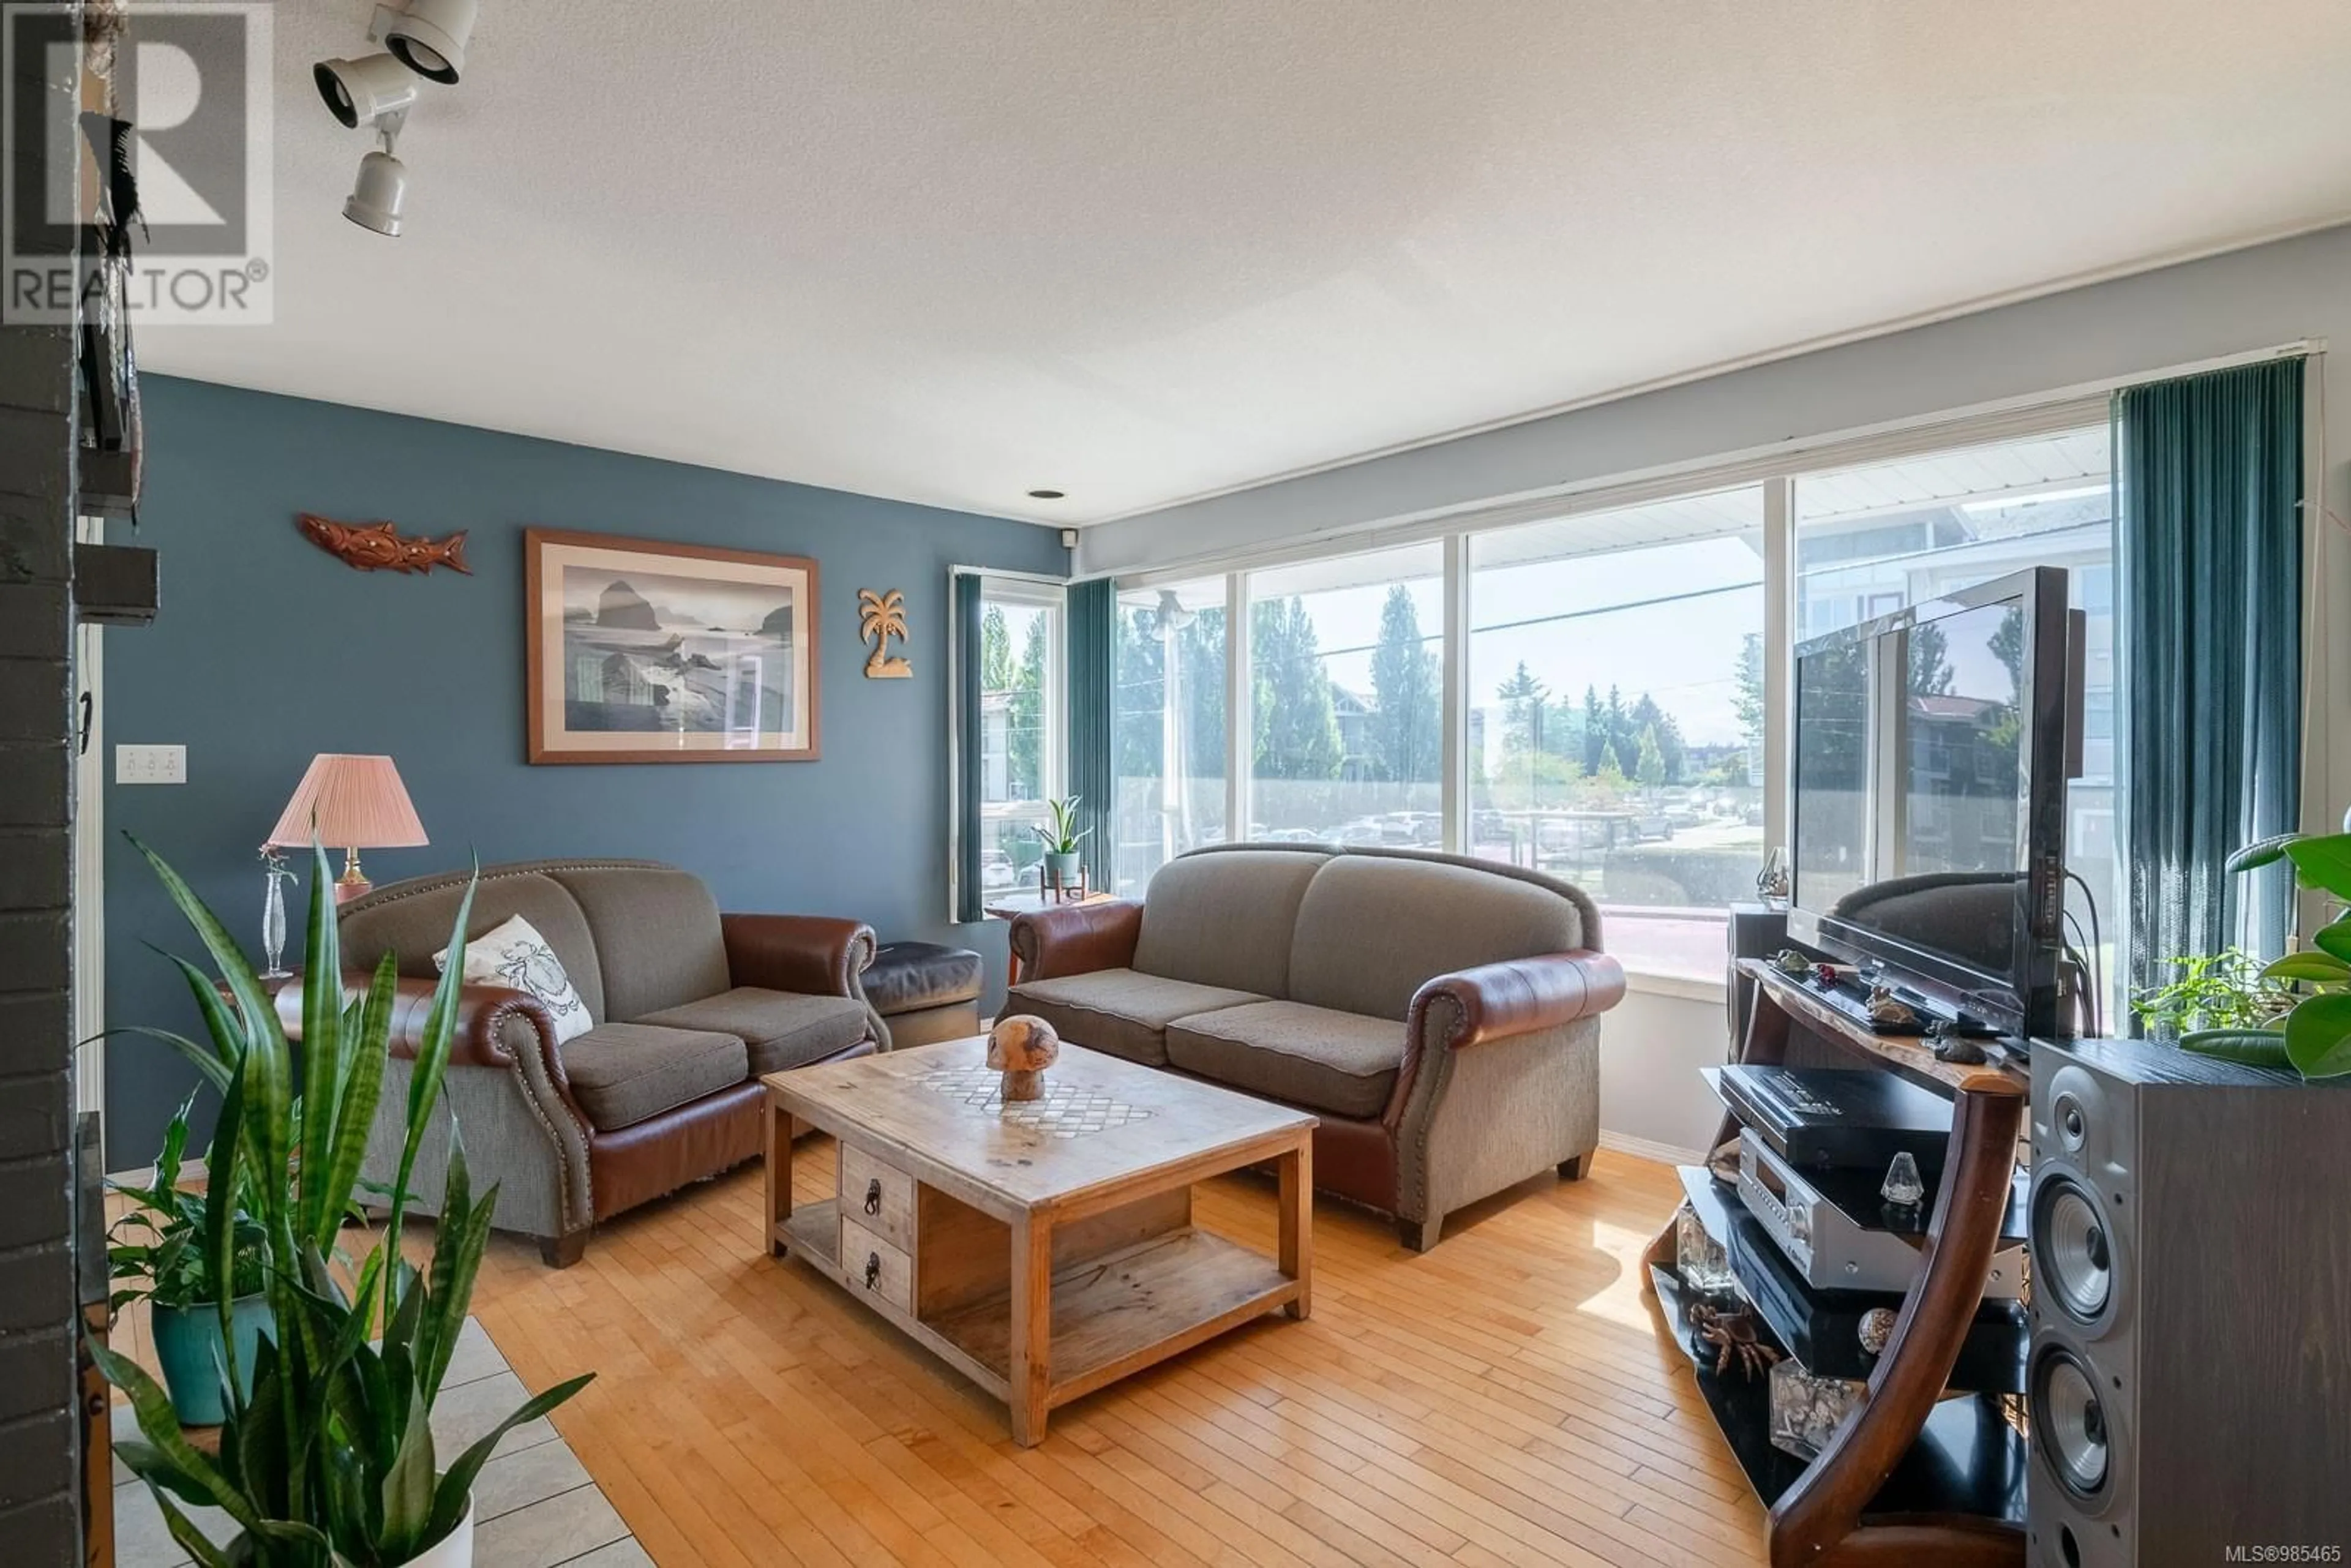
[116,743,186,784]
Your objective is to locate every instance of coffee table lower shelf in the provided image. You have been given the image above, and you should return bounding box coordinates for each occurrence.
[778,1196,1300,1419]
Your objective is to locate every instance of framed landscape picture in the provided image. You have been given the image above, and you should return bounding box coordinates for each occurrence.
[525,529,820,763]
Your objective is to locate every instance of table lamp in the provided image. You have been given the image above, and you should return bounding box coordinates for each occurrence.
[267,753,429,905]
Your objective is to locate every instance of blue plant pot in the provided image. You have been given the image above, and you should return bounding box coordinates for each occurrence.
[150,1294,274,1427]
[1044,851,1082,889]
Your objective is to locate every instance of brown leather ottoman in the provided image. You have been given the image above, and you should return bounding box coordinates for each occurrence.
[868,941,984,1048]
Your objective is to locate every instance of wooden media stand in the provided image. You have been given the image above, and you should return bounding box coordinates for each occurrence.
[1646,958,2030,1568]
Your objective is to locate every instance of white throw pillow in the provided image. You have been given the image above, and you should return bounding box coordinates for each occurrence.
[434,913,591,1044]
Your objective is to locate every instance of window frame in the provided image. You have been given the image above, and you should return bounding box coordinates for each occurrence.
[1237,542,1450,850]
[948,566,1069,920]
[1110,577,1234,895]
[1100,392,2137,989]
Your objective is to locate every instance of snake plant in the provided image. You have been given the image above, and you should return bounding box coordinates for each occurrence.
[94,838,592,1566]
[2173,830,2351,1079]
[1030,794,1090,855]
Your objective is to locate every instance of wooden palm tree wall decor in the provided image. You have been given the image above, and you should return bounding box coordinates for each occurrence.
[858,588,912,678]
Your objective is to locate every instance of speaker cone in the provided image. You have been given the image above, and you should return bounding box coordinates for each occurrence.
[2033,1175,2113,1323]
[2053,1089,2089,1152]
[2033,1348,2111,1498]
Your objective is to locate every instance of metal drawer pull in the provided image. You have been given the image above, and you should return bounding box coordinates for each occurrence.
[863,1253,882,1290]
[864,1178,883,1215]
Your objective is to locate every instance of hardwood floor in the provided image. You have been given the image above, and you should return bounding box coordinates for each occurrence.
[460,1142,1768,1568]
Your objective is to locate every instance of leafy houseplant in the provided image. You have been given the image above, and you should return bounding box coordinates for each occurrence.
[95,840,593,1567]
[107,1090,271,1425]
[2165,830,2351,1078]
[1032,795,1089,889]
[2129,948,2293,1042]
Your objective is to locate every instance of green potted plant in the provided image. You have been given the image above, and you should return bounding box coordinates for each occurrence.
[2129,948,2293,1043]
[2164,829,2351,1078]
[107,1090,271,1426]
[95,839,592,1567]
[1032,795,1089,889]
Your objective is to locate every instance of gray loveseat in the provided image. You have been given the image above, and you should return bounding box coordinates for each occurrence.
[280,858,883,1264]
[1007,845,1625,1248]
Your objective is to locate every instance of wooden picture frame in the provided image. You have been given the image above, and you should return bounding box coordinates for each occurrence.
[525,528,821,764]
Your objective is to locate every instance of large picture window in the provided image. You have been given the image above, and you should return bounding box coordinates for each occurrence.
[1468,489,1767,980]
[1246,543,1446,846]
[1093,412,2128,999]
[1113,579,1229,895]
[1794,426,2120,1017]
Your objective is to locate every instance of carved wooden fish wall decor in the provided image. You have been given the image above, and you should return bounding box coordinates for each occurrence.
[297,512,472,576]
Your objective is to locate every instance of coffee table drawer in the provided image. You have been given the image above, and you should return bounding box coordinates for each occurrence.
[838,1217,912,1313]
[839,1142,915,1250]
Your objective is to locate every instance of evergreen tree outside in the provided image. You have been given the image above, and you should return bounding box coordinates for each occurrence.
[1583,685,1605,776]
[1635,722,1667,789]
[1607,685,1639,776]
[1497,661,1548,754]
[1908,620,1955,696]
[1184,608,1228,782]
[1114,607,1163,782]
[1006,612,1048,800]
[981,604,1013,694]
[1368,585,1443,791]
[1250,598,1343,831]
[1112,599,1234,885]
[1629,694,1685,784]
[1733,631,1764,783]
[1987,604,2026,696]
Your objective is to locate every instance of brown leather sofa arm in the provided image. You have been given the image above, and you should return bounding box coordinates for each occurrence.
[1008,899,1142,983]
[721,912,877,999]
[1410,950,1627,1050]
[269,970,558,1070]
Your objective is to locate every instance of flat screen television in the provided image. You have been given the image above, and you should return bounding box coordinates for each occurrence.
[1787,566,2075,1040]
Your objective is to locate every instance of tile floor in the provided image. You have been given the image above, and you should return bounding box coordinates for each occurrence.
[113,1318,647,1568]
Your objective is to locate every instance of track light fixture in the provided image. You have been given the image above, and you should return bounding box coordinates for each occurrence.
[343,149,408,237]
[313,2,480,237]
[313,53,417,131]
[382,0,476,84]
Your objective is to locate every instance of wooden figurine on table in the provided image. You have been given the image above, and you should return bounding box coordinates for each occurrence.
[987,1015,1060,1103]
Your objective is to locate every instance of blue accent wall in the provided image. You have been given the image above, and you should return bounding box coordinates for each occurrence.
[102,376,1065,1165]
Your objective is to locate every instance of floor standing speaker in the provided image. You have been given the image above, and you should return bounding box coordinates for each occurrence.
[2027,1038,2351,1566]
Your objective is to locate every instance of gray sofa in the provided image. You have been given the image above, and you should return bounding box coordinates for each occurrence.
[1007,844,1625,1248]
[280,858,883,1264]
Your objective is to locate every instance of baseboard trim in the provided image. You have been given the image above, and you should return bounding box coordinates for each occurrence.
[1597,1130,1708,1168]
[106,1156,208,1187]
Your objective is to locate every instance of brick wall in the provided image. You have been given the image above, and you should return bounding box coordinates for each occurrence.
[0,0,84,1559]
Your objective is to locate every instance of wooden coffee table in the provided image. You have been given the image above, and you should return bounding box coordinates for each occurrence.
[760,1037,1316,1445]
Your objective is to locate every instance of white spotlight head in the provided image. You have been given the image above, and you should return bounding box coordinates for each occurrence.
[314,53,419,130]
[343,149,408,236]
[382,0,476,84]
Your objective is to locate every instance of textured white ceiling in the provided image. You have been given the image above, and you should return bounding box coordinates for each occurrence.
[140,1,2351,526]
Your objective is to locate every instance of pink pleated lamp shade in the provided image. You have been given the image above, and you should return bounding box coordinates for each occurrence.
[266,754,429,852]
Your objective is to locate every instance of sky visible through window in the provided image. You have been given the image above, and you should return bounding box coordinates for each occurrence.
[1469,536,1761,752]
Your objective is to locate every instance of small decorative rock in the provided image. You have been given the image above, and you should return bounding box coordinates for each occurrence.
[987,1015,1061,1103]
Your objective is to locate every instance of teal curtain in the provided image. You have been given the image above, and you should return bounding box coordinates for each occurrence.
[952,571,985,923]
[2117,358,2303,1014]
[1066,579,1116,889]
